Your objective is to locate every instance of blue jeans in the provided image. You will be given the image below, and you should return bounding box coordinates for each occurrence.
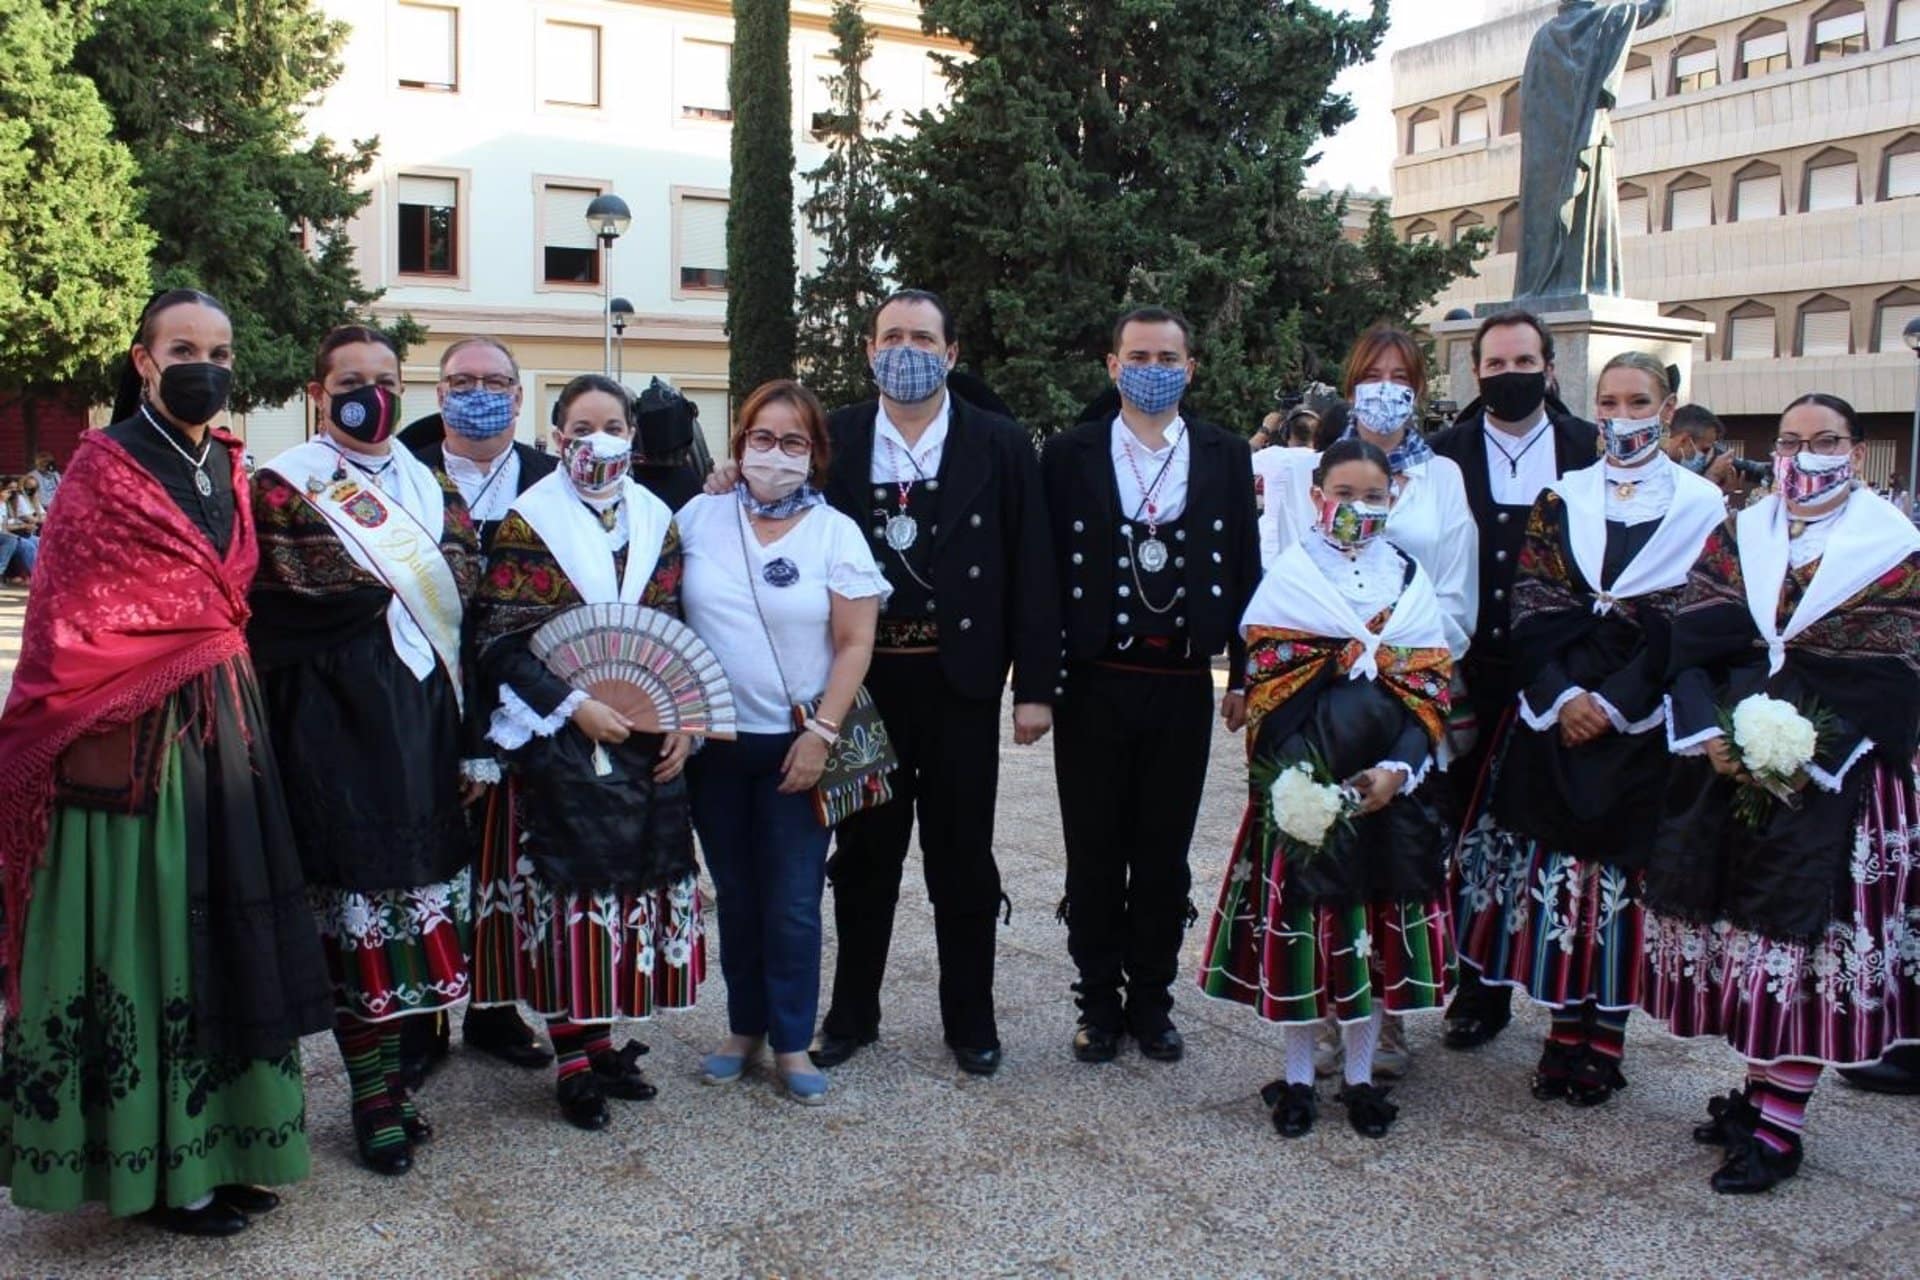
[0,532,17,577]
[689,732,831,1053]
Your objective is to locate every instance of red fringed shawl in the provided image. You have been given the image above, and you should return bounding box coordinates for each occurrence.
[0,428,256,1014]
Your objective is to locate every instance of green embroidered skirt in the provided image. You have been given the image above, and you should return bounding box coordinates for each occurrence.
[0,746,310,1216]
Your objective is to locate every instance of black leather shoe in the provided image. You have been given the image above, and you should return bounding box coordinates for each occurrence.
[464,1005,554,1069]
[953,1045,1003,1076]
[1710,1131,1803,1195]
[1336,1082,1400,1138]
[590,1041,659,1101]
[556,1072,610,1131]
[1838,1046,1920,1095]
[399,1105,433,1145]
[1565,1052,1628,1108]
[149,1201,251,1238]
[352,1108,415,1177]
[398,1013,451,1091]
[809,1030,876,1070]
[1260,1080,1317,1138]
[1073,1022,1121,1063]
[1442,1012,1510,1050]
[1136,1026,1184,1063]
[1531,1041,1578,1101]
[1693,1086,1761,1147]
[215,1185,280,1215]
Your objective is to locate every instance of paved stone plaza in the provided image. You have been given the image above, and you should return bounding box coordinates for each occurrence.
[1,585,1917,1277]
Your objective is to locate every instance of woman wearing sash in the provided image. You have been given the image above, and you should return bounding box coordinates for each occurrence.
[251,326,481,1176]
[470,375,702,1132]
[1641,394,1920,1194]
[0,290,329,1234]
[1197,439,1454,1140]
[1454,354,1724,1106]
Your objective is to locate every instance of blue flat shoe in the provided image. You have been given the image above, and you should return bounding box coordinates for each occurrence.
[701,1050,754,1085]
[779,1067,829,1106]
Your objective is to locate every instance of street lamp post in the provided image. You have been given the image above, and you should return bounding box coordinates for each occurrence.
[610,297,634,383]
[1905,316,1920,513]
[585,193,633,376]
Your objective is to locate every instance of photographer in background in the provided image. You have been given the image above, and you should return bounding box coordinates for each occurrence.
[1664,404,1768,501]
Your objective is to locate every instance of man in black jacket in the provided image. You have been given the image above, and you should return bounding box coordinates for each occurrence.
[406,335,558,1074]
[1429,308,1598,1051]
[1043,307,1260,1064]
[809,289,1061,1076]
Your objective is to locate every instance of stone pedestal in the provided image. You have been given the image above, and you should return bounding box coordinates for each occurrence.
[1434,295,1715,420]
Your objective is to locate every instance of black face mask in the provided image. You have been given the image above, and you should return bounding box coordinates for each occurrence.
[153,361,233,426]
[1479,370,1548,425]
[329,383,399,445]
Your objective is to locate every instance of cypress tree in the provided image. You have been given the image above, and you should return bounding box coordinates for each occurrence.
[726,0,797,398]
[794,1,888,410]
[883,0,1488,430]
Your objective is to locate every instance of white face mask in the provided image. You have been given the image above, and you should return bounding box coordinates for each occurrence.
[1603,412,1665,465]
[1350,381,1416,438]
[740,446,811,502]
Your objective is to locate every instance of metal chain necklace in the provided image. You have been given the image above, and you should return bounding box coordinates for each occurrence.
[1119,422,1185,573]
[881,436,936,552]
[140,405,215,497]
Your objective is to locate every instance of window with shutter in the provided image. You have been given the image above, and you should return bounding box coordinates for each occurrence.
[678,196,729,291]
[683,389,731,458]
[1887,150,1920,199]
[1898,0,1920,42]
[1729,314,1775,359]
[1456,106,1488,145]
[1618,195,1649,236]
[1406,220,1436,245]
[1674,48,1719,93]
[679,40,732,121]
[1410,115,1441,153]
[1740,30,1790,76]
[1878,303,1920,352]
[1669,185,1712,230]
[1814,11,1868,59]
[1619,62,1655,105]
[395,4,457,91]
[542,23,600,107]
[1806,162,1858,211]
[397,175,458,276]
[542,186,600,284]
[1800,308,1851,356]
[1736,175,1782,220]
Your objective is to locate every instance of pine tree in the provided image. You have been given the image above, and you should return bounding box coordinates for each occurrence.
[883,0,1488,431]
[71,0,419,411]
[0,0,152,450]
[726,0,797,398]
[793,1,888,410]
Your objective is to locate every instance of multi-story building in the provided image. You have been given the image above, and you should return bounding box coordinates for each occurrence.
[1390,0,1920,480]
[238,0,957,459]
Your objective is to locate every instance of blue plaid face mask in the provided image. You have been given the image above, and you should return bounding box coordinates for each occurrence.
[1116,363,1188,415]
[871,346,949,405]
[443,388,516,440]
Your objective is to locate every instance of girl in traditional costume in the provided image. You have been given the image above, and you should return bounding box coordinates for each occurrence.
[1454,354,1725,1105]
[1640,393,1920,1193]
[471,375,703,1132]
[0,290,330,1235]
[1198,439,1454,1139]
[251,326,481,1176]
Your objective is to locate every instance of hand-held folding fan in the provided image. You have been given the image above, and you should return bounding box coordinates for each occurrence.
[530,603,737,744]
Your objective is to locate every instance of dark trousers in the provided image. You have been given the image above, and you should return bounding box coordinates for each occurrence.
[689,732,832,1054]
[1055,663,1214,1034]
[821,653,1005,1050]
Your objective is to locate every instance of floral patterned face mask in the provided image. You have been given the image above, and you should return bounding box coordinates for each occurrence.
[1317,498,1391,550]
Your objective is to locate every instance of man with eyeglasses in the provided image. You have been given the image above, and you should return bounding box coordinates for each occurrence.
[402,335,557,1078]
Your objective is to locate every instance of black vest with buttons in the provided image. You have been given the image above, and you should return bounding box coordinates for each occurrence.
[1104,512,1204,668]
[867,475,942,645]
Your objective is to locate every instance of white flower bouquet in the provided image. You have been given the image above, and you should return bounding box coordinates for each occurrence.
[1716,693,1833,827]
[1261,754,1361,861]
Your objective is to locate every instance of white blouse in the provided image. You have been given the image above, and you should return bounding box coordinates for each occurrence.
[677,494,891,734]
[1265,449,1479,658]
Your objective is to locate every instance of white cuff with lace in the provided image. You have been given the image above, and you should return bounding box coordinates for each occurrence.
[487,685,588,751]
[1805,738,1875,794]
[460,757,503,786]
[1664,694,1723,756]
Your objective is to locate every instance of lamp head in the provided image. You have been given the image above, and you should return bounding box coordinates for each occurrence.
[1903,314,1920,355]
[586,193,632,242]
[610,296,634,335]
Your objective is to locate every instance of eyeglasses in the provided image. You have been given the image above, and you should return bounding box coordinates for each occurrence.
[443,374,517,394]
[745,430,813,458]
[1772,433,1852,457]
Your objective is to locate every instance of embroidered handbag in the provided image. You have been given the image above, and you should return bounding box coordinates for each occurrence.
[737,507,898,826]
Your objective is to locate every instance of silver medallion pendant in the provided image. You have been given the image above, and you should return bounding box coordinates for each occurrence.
[884,512,919,551]
[193,468,214,498]
[1137,536,1169,574]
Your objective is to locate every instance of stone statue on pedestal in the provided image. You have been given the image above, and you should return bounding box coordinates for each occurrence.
[1514,0,1672,303]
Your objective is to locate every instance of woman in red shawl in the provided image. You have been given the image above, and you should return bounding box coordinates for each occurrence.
[0,291,331,1236]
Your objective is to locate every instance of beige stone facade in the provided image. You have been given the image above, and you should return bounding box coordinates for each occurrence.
[1391,0,1920,478]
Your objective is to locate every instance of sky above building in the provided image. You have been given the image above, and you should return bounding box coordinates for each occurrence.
[1306,0,1491,196]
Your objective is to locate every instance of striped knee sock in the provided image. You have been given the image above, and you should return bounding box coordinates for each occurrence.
[1282,1025,1317,1087]
[1548,1005,1586,1050]
[334,1015,404,1152]
[1341,1010,1381,1087]
[1755,1060,1822,1154]
[548,1017,592,1082]
[1586,1007,1629,1062]
[379,1024,418,1126]
[581,1025,614,1062]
